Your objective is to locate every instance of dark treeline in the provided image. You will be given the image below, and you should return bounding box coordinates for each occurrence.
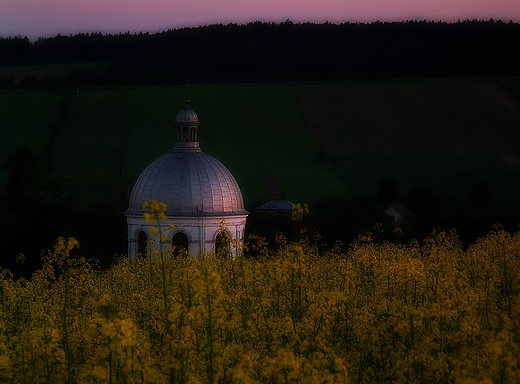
[1,19,519,87]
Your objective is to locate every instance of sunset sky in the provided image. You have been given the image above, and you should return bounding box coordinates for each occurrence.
[1,0,519,40]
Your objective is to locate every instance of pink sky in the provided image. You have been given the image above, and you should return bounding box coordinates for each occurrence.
[1,0,519,40]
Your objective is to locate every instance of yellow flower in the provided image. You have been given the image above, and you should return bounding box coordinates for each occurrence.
[151,200,160,211]
[92,366,109,380]
[66,237,79,250]
[0,355,11,368]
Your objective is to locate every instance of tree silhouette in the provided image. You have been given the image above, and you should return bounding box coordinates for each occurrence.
[3,147,43,195]
[377,176,401,206]
[1,20,519,86]
[407,185,437,217]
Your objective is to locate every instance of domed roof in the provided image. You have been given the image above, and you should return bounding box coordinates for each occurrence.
[126,151,247,216]
[174,101,200,126]
[257,199,295,211]
[126,102,248,217]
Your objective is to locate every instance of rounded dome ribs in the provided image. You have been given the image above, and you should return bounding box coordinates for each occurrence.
[174,106,200,126]
[127,151,247,217]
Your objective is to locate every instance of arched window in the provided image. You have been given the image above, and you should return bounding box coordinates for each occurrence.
[215,231,230,257]
[190,127,196,141]
[182,127,189,141]
[172,232,189,257]
[137,231,148,257]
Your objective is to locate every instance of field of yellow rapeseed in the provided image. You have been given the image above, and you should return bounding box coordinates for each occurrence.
[0,203,518,383]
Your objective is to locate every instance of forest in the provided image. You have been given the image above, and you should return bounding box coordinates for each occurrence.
[1,19,520,87]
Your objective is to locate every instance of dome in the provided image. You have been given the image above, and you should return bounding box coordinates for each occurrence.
[126,150,248,216]
[257,199,295,211]
[174,102,200,126]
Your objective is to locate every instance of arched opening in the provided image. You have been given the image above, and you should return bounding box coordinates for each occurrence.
[137,231,148,257]
[172,232,189,257]
[215,231,230,257]
[190,127,196,141]
[182,126,189,141]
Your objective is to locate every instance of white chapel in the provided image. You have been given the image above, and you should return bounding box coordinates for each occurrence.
[125,101,249,258]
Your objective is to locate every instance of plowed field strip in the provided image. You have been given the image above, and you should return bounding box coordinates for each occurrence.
[296,80,520,156]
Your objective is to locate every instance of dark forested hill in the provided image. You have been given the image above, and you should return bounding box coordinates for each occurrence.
[1,20,519,87]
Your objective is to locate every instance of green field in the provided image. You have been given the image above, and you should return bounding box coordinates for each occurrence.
[2,78,520,216]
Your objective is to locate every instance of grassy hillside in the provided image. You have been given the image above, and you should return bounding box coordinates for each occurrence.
[2,78,520,232]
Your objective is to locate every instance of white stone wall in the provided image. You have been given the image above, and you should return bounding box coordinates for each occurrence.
[126,214,247,259]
